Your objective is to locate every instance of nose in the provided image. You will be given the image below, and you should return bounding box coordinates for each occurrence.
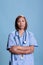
[20,20,23,23]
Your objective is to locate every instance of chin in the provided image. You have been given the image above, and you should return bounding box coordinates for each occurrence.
[20,27,24,29]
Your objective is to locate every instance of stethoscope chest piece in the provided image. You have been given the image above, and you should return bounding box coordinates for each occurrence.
[24,40,26,44]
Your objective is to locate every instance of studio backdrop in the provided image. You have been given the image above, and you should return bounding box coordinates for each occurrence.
[0,0,43,65]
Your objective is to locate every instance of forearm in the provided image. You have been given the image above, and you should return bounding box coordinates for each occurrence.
[18,46,30,51]
[9,45,34,54]
[24,46,34,54]
[19,46,34,54]
[9,46,25,54]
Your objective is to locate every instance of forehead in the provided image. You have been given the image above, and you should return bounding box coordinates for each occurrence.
[18,17,25,21]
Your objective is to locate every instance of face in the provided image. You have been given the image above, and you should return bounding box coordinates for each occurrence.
[17,17,26,30]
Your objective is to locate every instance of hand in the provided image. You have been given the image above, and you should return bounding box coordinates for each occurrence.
[11,46,22,50]
[17,46,22,50]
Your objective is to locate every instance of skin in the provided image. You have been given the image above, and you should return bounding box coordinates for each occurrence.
[8,17,34,54]
[17,17,25,31]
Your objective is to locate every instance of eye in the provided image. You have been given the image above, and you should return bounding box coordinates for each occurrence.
[18,20,20,23]
[22,20,25,22]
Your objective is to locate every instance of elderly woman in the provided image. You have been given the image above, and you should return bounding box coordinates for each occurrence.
[7,15,38,65]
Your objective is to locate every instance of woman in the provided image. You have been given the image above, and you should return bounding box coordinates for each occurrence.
[7,15,38,65]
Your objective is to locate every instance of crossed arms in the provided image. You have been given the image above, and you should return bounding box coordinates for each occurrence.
[8,45,34,54]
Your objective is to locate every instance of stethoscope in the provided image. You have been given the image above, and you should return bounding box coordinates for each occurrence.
[22,31,27,44]
[14,31,27,59]
[14,30,27,46]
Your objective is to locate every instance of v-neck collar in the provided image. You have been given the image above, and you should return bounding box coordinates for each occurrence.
[15,30,25,38]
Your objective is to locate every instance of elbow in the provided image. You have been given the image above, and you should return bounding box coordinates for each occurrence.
[8,47,15,54]
[7,48,11,53]
[31,48,34,53]
[30,47,34,54]
[27,46,34,54]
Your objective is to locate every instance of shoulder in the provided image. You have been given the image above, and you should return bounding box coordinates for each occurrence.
[26,30,34,35]
[26,30,34,37]
[8,30,16,37]
[29,31,34,35]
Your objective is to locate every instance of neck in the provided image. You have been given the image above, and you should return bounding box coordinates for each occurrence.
[18,29,24,37]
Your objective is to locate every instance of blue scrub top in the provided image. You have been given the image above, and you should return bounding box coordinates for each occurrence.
[7,30,38,65]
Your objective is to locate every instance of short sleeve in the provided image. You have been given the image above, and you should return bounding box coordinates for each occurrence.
[29,32,38,47]
[7,33,16,50]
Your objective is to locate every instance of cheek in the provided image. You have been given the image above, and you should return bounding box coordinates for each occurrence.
[23,22,26,26]
[17,22,20,26]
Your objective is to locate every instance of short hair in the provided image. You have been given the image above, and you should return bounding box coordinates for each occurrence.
[15,15,28,31]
